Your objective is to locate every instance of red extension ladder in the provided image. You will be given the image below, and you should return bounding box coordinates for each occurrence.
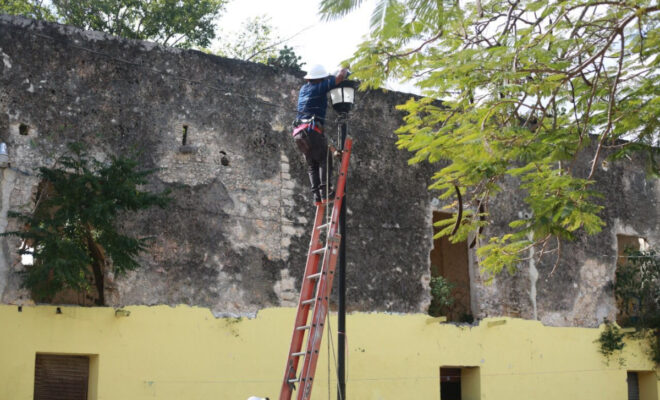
[279,137,353,400]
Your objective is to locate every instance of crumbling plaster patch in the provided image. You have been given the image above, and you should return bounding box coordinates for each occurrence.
[527,232,539,321]
[0,168,16,300]
[273,268,297,307]
[156,121,231,186]
[540,258,615,326]
[1,48,10,69]
[574,258,614,323]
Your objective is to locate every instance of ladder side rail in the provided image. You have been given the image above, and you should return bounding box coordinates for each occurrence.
[331,138,352,207]
[279,204,328,400]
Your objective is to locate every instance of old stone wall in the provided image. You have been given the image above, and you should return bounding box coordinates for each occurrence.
[0,15,433,317]
[1,15,658,326]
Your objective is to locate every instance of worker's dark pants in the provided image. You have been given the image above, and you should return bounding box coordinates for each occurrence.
[294,129,333,196]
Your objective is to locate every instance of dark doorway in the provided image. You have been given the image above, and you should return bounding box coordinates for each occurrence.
[440,367,462,400]
[439,366,480,400]
[627,371,640,400]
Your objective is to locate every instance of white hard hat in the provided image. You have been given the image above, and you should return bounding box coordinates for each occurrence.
[246,397,269,400]
[304,64,328,79]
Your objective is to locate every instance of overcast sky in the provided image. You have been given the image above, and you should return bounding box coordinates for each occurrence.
[213,0,421,94]
[214,0,375,73]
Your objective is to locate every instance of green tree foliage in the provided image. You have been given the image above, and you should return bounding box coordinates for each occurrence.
[615,249,660,364]
[217,15,279,62]
[428,275,454,317]
[320,0,660,275]
[2,144,170,305]
[0,0,55,20]
[267,45,305,70]
[217,15,305,69]
[1,0,227,48]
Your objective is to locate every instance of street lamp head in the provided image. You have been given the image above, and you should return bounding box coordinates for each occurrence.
[330,80,356,114]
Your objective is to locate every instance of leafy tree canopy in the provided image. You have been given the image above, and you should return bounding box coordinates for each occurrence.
[0,0,55,20]
[268,45,305,70]
[2,144,170,305]
[320,0,660,275]
[217,15,279,62]
[216,15,305,70]
[1,0,227,48]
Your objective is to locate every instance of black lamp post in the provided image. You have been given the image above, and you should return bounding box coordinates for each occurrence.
[329,79,355,400]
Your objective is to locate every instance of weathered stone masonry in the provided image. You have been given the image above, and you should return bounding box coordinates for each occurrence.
[0,15,658,326]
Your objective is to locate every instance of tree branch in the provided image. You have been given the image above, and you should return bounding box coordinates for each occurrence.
[588,31,625,179]
[246,24,314,62]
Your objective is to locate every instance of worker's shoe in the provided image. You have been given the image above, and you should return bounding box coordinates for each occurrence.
[313,190,323,203]
[321,187,335,202]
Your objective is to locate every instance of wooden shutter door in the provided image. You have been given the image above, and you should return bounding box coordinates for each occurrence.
[34,354,89,400]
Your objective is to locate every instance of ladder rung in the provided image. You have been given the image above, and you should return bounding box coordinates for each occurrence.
[301,298,316,305]
[311,247,326,255]
[307,272,322,280]
[296,325,311,331]
[288,378,300,383]
[292,351,306,357]
[316,223,331,230]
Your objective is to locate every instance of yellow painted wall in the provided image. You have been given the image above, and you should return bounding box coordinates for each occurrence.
[0,305,657,400]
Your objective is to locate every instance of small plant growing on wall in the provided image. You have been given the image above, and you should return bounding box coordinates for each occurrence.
[596,320,625,366]
[2,143,170,305]
[224,317,243,337]
[428,275,455,317]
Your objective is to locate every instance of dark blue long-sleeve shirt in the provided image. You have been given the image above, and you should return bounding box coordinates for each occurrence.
[296,76,337,125]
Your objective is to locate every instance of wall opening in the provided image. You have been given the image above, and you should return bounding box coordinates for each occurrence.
[220,150,229,166]
[19,240,34,266]
[19,123,29,135]
[18,180,54,267]
[616,234,649,324]
[182,125,188,145]
[440,366,480,400]
[22,180,99,306]
[34,354,94,400]
[430,211,472,322]
[629,371,660,400]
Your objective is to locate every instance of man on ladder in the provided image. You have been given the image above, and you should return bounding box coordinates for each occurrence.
[280,64,354,400]
[292,64,350,203]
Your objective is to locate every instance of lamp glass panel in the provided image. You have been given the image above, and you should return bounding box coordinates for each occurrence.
[330,88,343,105]
[342,87,355,104]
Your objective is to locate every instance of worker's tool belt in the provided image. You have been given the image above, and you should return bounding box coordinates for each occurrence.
[291,118,323,155]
